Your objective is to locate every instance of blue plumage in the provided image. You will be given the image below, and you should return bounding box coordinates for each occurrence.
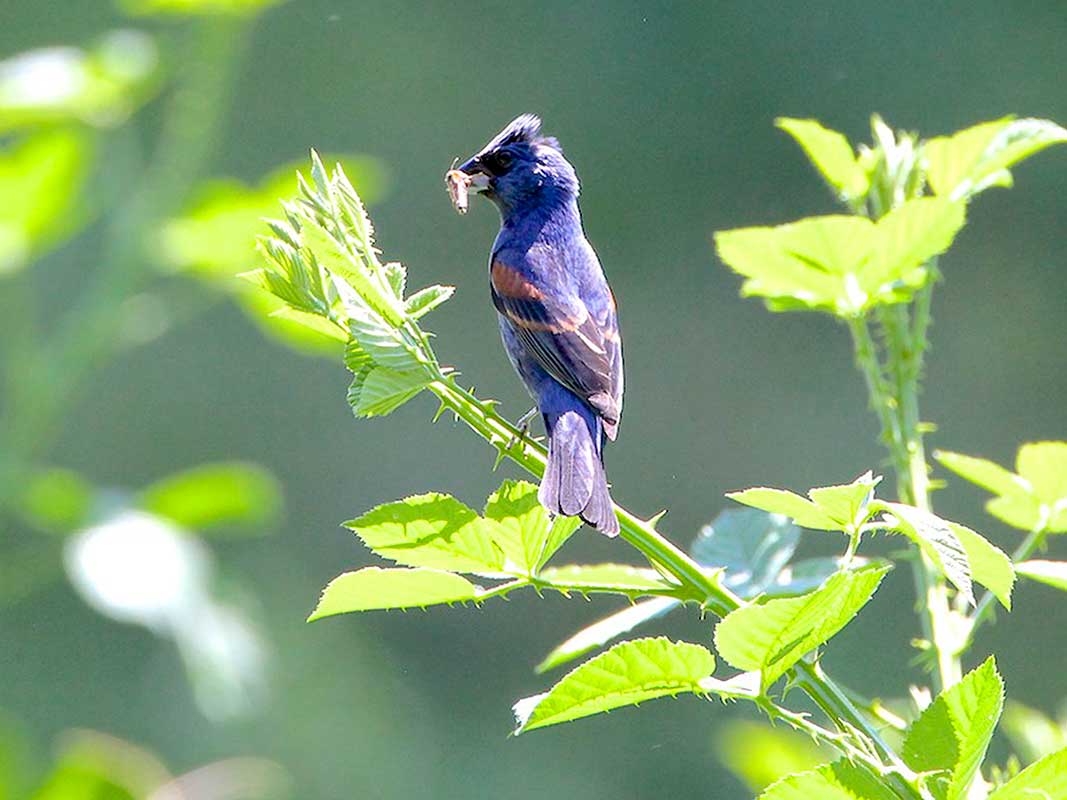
[455,115,623,535]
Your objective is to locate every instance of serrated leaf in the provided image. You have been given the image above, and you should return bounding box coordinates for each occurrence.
[537,564,679,595]
[514,637,715,734]
[483,480,551,573]
[138,462,281,534]
[988,747,1067,800]
[404,284,456,319]
[331,276,418,370]
[535,515,583,571]
[1015,560,1067,592]
[770,557,872,596]
[935,450,1030,497]
[308,567,482,619]
[902,657,1004,800]
[351,366,428,417]
[879,502,973,606]
[714,564,889,691]
[727,473,878,534]
[950,523,1013,609]
[726,488,837,531]
[690,508,800,597]
[776,118,869,201]
[986,493,1050,532]
[344,493,505,574]
[715,199,964,316]
[757,759,898,800]
[382,261,406,299]
[927,117,1067,200]
[535,597,679,673]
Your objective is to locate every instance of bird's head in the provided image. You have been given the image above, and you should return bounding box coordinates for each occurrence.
[454,114,579,216]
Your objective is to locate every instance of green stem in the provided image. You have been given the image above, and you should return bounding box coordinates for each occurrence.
[428,376,918,798]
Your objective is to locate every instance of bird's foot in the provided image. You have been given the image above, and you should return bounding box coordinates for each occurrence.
[506,406,538,450]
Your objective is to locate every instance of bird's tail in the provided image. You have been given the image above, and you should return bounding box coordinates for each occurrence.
[539,406,618,536]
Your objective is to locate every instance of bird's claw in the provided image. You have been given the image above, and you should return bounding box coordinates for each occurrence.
[506,406,538,450]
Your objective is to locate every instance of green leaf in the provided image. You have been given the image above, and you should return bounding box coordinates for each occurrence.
[345,493,505,574]
[0,32,159,132]
[726,488,837,531]
[713,564,890,691]
[537,564,679,595]
[935,443,1067,533]
[1017,442,1067,507]
[514,637,715,734]
[404,284,456,319]
[535,597,679,673]
[690,508,800,597]
[382,261,406,299]
[926,118,1067,200]
[350,366,428,417]
[1015,560,1067,592]
[716,719,826,793]
[714,199,964,316]
[118,0,287,15]
[878,502,974,605]
[950,523,1014,609]
[536,515,583,571]
[903,657,1004,800]
[309,567,484,619]
[138,462,281,534]
[776,118,869,201]
[757,760,898,800]
[483,479,553,572]
[727,473,878,534]
[0,129,93,273]
[935,450,1029,498]
[988,748,1067,800]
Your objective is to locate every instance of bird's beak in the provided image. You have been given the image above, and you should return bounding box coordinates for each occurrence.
[457,157,491,192]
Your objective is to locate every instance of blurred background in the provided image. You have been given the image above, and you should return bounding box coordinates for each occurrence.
[0,1,1064,797]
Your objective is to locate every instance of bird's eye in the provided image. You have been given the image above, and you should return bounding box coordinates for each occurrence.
[488,151,513,174]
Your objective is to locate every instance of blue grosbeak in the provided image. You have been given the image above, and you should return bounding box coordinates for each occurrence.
[452,115,623,535]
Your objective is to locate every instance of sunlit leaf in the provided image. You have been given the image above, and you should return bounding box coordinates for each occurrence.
[535,597,679,673]
[350,367,428,417]
[405,284,455,319]
[988,747,1067,800]
[926,117,1067,200]
[714,564,889,691]
[776,118,869,202]
[935,450,1029,497]
[903,658,1004,800]
[308,567,483,619]
[715,199,964,316]
[118,0,288,15]
[344,493,505,575]
[483,479,552,572]
[0,31,158,131]
[716,719,827,793]
[536,564,679,595]
[878,502,973,605]
[138,462,281,534]
[690,508,800,596]
[1017,442,1067,507]
[949,523,1013,609]
[757,759,898,800]
[727,473,878,534]
[0,128,92,273]
[1015,560,1067,592]
[514,637,715,734]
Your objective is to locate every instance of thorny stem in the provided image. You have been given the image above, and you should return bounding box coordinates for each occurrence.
[428,376,919,799]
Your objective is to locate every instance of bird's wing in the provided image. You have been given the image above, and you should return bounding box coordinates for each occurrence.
[490,257,621,427]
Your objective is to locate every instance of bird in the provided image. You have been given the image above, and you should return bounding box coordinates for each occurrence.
[451,114,623,536]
